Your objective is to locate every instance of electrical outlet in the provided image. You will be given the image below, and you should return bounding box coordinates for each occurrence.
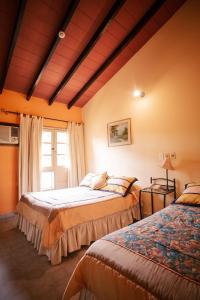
[170,152,176,159]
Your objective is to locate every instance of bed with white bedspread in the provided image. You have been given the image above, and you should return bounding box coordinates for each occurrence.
[17,186,139,264]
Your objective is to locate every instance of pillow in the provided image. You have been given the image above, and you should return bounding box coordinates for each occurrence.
[90,173,107,190]
[100,176,138,196]
[80,172,107,188]
[79,173,96,187]
[174,183,200,206]
[187,182,200,188]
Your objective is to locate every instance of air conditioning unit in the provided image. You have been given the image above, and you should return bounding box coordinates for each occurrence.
[0,124,19,145]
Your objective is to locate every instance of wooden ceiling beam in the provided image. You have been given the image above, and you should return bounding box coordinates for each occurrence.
[26,0,80,101]
[48,0,126,105]
[0,0,27,93]
[67,0,166,109]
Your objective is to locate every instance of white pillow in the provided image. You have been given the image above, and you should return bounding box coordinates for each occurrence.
[80,172,107,188]
[79,173,96,187]
[90,173,107,189]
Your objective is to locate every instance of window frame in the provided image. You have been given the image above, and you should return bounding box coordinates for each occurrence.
[41,127,69,191]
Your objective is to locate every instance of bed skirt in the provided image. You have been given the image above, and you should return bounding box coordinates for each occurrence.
[69,289,97,300]
[17,206,139,265]
[67,287,156,300]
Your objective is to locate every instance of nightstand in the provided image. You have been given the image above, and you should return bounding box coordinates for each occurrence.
[139,177,176,219]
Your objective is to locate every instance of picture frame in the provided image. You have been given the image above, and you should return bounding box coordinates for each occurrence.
[107,118,131,147]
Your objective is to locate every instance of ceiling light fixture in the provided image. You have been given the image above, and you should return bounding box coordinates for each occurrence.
[133,89,145,98]
[58,31,65,39]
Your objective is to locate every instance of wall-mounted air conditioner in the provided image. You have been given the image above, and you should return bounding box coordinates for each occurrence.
[0,124,19,145]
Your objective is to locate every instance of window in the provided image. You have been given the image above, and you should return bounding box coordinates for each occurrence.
[41,131,52,168]
[56,131,69,167]
[41,128,69,191]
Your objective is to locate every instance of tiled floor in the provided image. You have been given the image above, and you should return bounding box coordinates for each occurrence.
[0,216,86,300]
[0,213,18,233]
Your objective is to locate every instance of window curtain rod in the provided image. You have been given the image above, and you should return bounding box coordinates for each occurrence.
[0,108,82,124]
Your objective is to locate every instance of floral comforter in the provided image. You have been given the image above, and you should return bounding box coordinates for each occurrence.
[63,204,200,300]
[104,204,200,283]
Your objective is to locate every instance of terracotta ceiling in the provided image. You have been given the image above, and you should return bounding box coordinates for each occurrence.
[0,0,186,108]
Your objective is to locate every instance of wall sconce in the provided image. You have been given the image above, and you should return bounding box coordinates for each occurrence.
[132,89,145,98]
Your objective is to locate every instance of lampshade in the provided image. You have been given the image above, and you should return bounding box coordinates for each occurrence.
[161,157,174,170]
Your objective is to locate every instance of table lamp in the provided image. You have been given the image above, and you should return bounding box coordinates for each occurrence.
[161,156,174,190]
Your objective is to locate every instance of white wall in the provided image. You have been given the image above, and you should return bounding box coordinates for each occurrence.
[83,0,200,213]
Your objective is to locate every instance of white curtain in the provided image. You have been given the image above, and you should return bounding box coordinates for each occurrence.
[68,122,85,187]
[19,115,43,198]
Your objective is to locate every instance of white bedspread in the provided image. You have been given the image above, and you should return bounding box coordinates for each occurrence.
[29,186,120,208]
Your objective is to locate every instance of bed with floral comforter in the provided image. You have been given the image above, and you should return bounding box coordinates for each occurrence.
[63,204,200,300]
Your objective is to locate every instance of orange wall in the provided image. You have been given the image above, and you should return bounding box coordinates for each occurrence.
[83,0,200,215]
[0,89,82,214]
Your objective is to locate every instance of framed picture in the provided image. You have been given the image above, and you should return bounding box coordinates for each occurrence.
[107,118,131,147]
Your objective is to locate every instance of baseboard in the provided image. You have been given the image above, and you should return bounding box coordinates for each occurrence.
[0,211,17,220]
